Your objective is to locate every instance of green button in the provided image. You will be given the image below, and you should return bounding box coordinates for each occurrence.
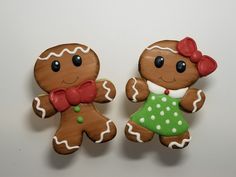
[74,105,80,112]
[77,116,84,124]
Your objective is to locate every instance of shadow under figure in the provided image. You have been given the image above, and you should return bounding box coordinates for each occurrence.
[32,43,117,155]
[125,37,217,149]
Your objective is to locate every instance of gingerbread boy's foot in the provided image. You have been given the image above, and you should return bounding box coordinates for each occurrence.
[85,117,116,144]
[53,127,83,155]
[159,131,191,149]
[125,120,154,143]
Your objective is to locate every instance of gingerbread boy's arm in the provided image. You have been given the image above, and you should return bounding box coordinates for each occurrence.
[180,88,206,113]
[32,94,57,119]
[94,79,116,103]
[126,77,149,102]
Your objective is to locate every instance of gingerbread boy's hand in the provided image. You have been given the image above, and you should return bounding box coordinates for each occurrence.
[126,77,149,102]
[32,94,57,118]
[180,88,206,113]
[95,79,116,103]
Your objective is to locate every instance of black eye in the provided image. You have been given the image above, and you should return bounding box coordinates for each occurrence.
[72,55,82,67]
[176,60,186,73]
[51,60,60,72]
[154,56,164,68]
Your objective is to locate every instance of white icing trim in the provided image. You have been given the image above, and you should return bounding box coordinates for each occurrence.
[127,123,143,143]
[102,81,113,101]
[38,46,90,60]
[53,136,80,150]
[192,90,203,113]
[34,97,46,118]
[146,45,178,54]
[147,81,188,98]
[95,120,113,143]
[131,77,139,102]
[168,137,191,149]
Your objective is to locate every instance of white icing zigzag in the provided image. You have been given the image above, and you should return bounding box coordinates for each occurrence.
[168,137,192,149]
[131,77,139,102]
[127,123,143,143]
[38,46,90,60]
[192,90,203,113]
[34,97,46,119]
[102,80,113,101]
[146,45,178,54]
[53,136,80,150]
[95,120,113,143]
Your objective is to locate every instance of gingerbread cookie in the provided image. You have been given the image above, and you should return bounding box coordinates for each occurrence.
[32,43,117,155]
[125,37,217,149]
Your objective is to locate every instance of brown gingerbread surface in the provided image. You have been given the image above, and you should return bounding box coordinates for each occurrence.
[125,37,217,149]
[33,43,117,155]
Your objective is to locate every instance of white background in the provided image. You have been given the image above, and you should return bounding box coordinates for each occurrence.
[0,0,235,177]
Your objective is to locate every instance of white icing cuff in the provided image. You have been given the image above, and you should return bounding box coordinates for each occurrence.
[127,123,143,143]
[53,136,79,150]
[95,120,113,143]
[168,137,191,149]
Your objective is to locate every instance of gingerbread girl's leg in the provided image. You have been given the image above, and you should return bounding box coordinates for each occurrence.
[159,131,191,149]
[125,120,154,143]
[85,111,116,143]
[53,125,83,155]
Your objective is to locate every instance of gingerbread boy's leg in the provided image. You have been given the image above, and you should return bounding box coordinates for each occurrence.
[159,131,191,149]
[85,111,116,143]
[125,120,154,143]
[53,125,83,155]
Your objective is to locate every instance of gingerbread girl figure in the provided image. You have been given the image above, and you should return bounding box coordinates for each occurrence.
[125,37,217,149]
[32,43,117,155]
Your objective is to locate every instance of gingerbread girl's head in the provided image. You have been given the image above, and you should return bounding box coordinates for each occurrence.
[139,37,217,90]
[34,43,100,93]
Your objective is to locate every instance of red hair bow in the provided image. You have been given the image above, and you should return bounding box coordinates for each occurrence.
[49,80,97,112]
[177,37,217,76]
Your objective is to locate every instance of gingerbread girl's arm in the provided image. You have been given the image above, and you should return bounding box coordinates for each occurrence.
[94,79,116,103]
[32,94,57,119]
[180,88,206,113]
[126,77,149,102]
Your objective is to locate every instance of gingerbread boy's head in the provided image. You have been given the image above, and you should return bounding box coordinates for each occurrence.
[139,37,217,90]
[34,43,100,93]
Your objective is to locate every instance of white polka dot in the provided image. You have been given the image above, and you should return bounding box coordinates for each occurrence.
[166,106,171,111]
[139,118,145,123]
[161,97,167,102]
[165,119,170,124]
[147,106,152,112]
[156,125,161,130]
[172,101,177,106]
[174,112,178,117]
[151,96,156,100]
[172,128,177,133]
[156,104,161,108]
[150,115,155,120]
[160,111,165,116]
[178,120,182,125]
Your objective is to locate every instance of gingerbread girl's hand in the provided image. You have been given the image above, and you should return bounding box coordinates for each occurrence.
[180,88,206,113]
[32,94,57,118]
[126,77,149,102]
[94,79,116,103]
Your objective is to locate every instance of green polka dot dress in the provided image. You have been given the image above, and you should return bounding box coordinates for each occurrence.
[131,81,189,136]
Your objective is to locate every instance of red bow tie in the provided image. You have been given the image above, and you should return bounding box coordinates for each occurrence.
[177,37,217,76]
[49,80,97,112]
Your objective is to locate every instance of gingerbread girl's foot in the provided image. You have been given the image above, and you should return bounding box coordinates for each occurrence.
[85,116,116,144]
[159,131,191,149]
[125,120,154,143]
[53,127,83,155]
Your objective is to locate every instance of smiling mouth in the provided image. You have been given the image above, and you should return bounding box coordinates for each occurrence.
[159,77,176,83]
[62,76,79,85]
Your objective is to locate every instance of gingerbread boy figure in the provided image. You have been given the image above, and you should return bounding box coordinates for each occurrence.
[125,37,217,149]
[32,43,117,155]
